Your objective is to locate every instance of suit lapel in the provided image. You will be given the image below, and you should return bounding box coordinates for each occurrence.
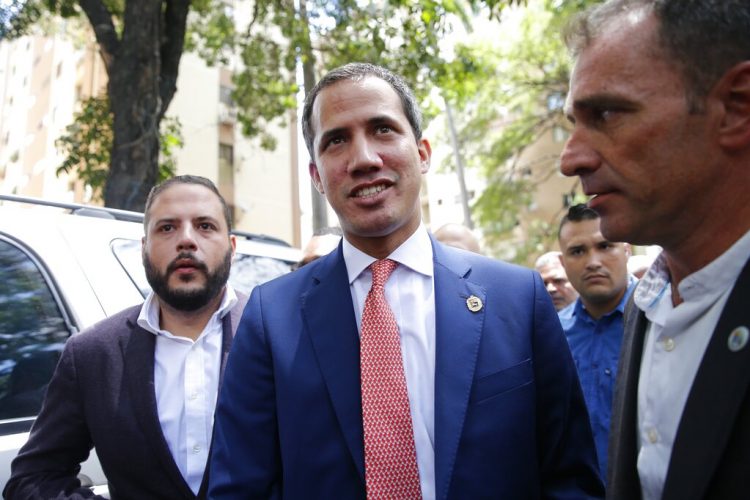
[123,314,195,499]
[303,248,366,479]
[431,241,485,500]
[609,297,648,499]
[663,257,750,500]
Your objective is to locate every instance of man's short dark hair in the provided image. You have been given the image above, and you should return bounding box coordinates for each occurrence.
[564,0,750,111]
[301,62,423,161]
[558,203,600,239]
[143,175,232,233]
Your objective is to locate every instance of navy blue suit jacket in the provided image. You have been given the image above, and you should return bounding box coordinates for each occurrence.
[210,239,602,499]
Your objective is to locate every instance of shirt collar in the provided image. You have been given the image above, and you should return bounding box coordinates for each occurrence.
[635,228,750,311]
[342,225,434,285]
[137,284,238,337]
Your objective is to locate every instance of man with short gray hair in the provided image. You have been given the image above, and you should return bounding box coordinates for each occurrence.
[562,1,750,499]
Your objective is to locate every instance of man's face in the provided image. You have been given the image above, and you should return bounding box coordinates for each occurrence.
[537,262,578,311]
[308,76,431,255]
[142,183,236,311]
[559,218,630,312]
[560,12,720,247]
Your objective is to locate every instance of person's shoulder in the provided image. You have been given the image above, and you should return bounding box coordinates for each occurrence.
[254,250,337,295]
[558,301,576,330]
[70,304,142,347]
[438,244,535,281]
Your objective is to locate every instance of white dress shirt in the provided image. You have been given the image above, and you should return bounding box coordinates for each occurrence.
[137,286,237,494]
[635,229,750,500]
[343,225,436,500]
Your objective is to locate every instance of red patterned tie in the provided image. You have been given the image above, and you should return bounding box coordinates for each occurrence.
[360,259,422,499]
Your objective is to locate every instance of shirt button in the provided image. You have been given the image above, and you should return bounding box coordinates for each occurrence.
[192,444,201,453]
[663,337,676,352]
[189,391,198,400]
[647,428,658,444]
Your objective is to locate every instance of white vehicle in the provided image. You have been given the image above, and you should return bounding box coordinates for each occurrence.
[0,194,300,492]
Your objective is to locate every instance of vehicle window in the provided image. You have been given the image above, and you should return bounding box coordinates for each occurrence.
[110,238,294,297]
[110,238,150,296]
[229,254,292,295]
[0,238,70,421]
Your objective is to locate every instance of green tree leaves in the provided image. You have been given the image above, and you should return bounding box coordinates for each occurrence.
[55,96,181,201]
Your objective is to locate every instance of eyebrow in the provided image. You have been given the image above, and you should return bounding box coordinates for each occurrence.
[567,94,638,116]
[566,244,587,253]
[153,215,219,226]
[318,114,401,151]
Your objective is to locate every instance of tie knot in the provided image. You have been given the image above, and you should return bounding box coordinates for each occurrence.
[370,259,398,289]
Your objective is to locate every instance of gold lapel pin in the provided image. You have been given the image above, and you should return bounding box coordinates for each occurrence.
[466,295,483,312]
[727,326,749,352]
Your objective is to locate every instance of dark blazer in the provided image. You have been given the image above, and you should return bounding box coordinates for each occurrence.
[607,257,750,500]
[4,292,247,500]
[209,238,603,499]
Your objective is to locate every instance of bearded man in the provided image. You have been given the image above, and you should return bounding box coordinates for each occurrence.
[5,176,247,500]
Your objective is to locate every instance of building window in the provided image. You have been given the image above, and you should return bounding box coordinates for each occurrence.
[219,85,234,106]
[219,143,234,167]
[552,126,569,143]
[218,143,235,208]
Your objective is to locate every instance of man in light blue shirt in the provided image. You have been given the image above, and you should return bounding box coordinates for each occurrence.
[558,203,635,480]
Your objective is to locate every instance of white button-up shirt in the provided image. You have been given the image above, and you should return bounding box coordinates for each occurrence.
[343,225,436,500]
[137,286,237,494]
[635,229,750,500]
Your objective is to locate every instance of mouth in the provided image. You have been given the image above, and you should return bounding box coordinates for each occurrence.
[582,181,617,210]
[168,256,207,276]
[351,181,391,199]
[583,273,608,282]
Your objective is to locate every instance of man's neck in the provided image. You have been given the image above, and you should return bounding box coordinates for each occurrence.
[664,220,750,295]
[157,291,224,341]
[582,289,626,321]
[346,220,421,260]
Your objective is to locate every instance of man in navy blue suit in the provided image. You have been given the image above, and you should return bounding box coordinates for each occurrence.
[209,63,603,499]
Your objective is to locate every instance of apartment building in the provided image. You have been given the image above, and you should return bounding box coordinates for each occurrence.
[0,20,301,246]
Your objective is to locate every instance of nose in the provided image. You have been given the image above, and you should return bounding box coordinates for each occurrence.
[585,253,603,270]
[348,134,383,174]
[545,281,558,295]
[177,226,198,252]
[559,129,600,178]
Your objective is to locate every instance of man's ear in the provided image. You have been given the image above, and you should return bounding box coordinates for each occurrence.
[716,61,750,150]
[418,138,431,174]
[308,161,324,194]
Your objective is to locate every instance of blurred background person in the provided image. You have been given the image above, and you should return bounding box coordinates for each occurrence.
[534,251,578,311]
[297,227,343,269]
[433,223,481,254]
[557,204,636,481]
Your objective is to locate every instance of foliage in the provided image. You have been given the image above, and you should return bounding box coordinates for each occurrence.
[439,0,601,264]
[55,96,181,202]
[2,0,529,210]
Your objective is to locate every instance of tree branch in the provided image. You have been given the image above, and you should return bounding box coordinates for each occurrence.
[159,0,190,117]
[78,0,119,73]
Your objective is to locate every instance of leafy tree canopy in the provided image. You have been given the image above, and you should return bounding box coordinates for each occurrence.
[435,0,601,264]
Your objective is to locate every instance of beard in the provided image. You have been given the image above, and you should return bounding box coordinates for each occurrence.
[143,249,233,312]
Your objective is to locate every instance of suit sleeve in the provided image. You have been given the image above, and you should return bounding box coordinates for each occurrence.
[4,337,102,500]
[209,285,282,499]
[530,272,605,499]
